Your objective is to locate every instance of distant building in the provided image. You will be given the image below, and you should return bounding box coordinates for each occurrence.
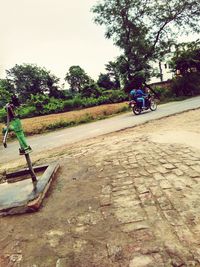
[149,61,174,84]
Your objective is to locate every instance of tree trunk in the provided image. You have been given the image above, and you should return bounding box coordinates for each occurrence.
[159,61,163,82]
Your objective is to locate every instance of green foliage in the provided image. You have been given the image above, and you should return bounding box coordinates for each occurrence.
[0,89,128,122]
[28,94,50,109]
[81,82,102,98]
[65,66,91,93]
[6,64,60,101]
[172,73,200,97]
[0,108,6,122]
[105,61,121,88]
[0,85,11,108]
[17,105,36,118]
[152,86,174,100]
[102,89,128,103]
[62,90,76,100]
[97,73,115,90]
[92,0,200,89]
[170,41,200,75]
[170,41,200,96]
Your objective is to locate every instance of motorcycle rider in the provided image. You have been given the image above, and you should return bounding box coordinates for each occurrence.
[130,87,147,108]
[135,88,147,109]
[129,89,137,101]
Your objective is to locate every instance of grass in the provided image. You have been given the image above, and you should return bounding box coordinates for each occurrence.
[0,95,193,141]
[0,102,129,140]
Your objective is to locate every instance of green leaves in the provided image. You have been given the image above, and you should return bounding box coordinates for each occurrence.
[6,64,60,101]
[171,41,200,75]
[92,0,200,88]
[170,40,200,96]
[0,79,12,108]
[65,66,91,93]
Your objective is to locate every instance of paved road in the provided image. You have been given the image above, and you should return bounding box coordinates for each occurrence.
[1,96,200,165]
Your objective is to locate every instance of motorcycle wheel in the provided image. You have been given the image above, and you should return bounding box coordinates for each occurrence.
[150,100,157,111]
[133,106,141,115]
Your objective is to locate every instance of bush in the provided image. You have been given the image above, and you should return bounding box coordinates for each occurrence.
[153,86,174,100]
[0,90,129,121]
[18,105,37,118]
[171,73,200,96]
[81,83,102,98]
[82,97,99,108]
[63,99,75,111]
[0,108,6,123]
[102,89,128,102]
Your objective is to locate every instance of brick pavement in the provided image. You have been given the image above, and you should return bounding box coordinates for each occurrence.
[53,132,200,267]
[1,119,200,266]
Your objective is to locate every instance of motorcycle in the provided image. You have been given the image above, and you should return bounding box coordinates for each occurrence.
[129,94,157,115]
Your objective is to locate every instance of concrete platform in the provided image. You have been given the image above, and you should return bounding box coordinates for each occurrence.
[0,162,59,216]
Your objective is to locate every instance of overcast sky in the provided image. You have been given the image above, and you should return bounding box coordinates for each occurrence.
[0,0,120,82]
[1,0,199,84]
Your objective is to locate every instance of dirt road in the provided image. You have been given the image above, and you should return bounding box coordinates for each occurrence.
[1,109,200,266]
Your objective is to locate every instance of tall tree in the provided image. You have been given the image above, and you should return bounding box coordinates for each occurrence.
[65,66,91,93]
[92,0,200,91]
[105,61,121,88]
[6,64,60,101]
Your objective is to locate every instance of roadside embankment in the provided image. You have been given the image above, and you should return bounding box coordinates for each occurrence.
[0,102,129,140]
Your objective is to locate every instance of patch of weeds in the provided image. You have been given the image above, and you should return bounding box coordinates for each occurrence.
[77,113,94,124]
[44,120,76,131]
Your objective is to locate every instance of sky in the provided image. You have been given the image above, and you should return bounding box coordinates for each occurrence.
[0,0,120,82]
[0,0,199,85]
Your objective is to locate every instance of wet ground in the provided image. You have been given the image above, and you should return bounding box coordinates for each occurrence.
[1,109,200,266]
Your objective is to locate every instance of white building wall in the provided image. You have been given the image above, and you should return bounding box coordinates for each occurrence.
[150,61,174,84]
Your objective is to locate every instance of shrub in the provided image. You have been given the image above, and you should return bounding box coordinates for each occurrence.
[18,105,37,118]
[0,108,6,123]
[82,97,99,108]
[42,98,64,114]
[0,89,129,121]
[171,73,200,96]
[153,86,174,100]
[72,96,83,108]
[63,99,75,111]
[102,89,128,103]
[81,82,102,98]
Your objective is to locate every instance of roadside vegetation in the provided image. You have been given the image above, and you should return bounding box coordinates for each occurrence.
[0,102,129,140]
[0,0,199,137]
[0,39,199,137]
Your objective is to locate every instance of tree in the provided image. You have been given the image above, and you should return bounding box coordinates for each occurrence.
[170,40,200,96]
[105,61,121,88]
[97,73,114,90]
[81,81,102,98]
[65,66,91,93]
[6,64,60,101]
[0,79,12,108]
[170,41,200,75]
[92,0,200,91]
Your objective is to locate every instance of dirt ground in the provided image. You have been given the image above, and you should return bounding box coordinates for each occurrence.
[1,109,200,267]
